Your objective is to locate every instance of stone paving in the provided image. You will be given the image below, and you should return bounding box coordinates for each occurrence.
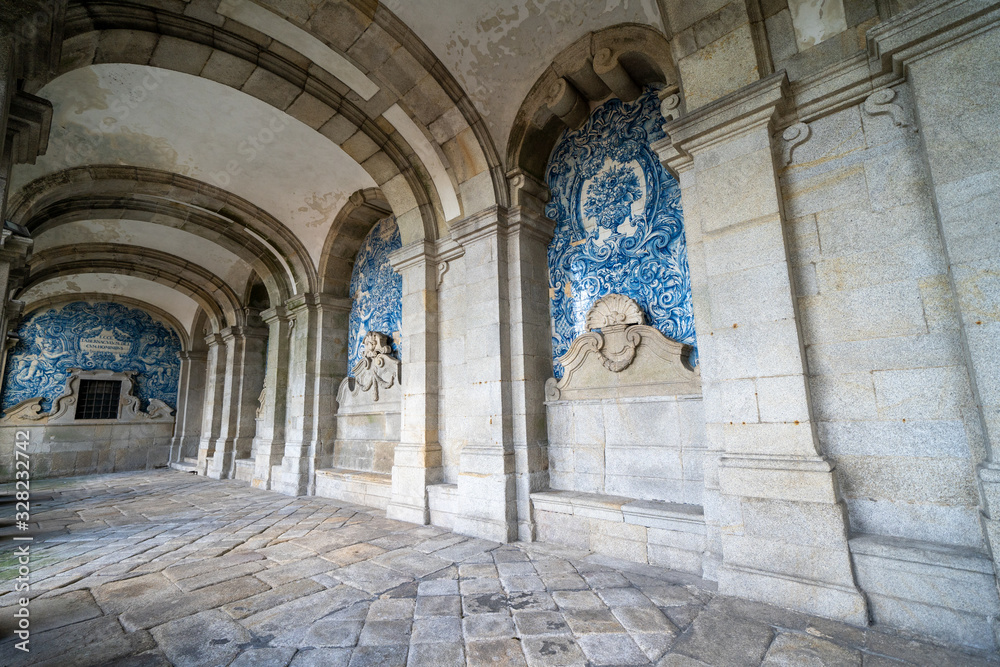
[0,471,995,667]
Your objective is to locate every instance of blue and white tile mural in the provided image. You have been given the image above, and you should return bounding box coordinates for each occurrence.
[1,301,182,412]
[348,216,403,375]
[545,85,697,378]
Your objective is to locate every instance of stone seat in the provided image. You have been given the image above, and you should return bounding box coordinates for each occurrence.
[233,458,254,483]
[168,457,198,473]
[315,467,392,510]
[531,489,706,575]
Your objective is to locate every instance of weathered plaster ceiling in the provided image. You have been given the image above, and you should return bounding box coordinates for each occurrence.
[12,63,378,270]
[382,0,664,158]
[32,219,253,294]
[19,273,202,337]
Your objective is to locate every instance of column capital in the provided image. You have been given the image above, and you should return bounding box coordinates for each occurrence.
[659,73,789,159]
[284,292,351,314]
[450,206,508,247]
[220,324,269,342]
[389,239,436,272]
[178,350,208,362]
[260,304,289,324]
[204,331,224,347]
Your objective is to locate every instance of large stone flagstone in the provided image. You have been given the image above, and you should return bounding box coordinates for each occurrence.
[0,471,995,666]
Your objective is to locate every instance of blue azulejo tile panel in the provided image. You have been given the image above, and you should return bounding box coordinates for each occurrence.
[348,216,403,375]
[545,85,697,379]
[1,301,182,412]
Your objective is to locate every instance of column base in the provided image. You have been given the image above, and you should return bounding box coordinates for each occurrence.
[718,563,869,626]
[455,445,517,543]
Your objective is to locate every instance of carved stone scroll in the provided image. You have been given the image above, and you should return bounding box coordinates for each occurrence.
[544,294,700,401]
[863,88,915,131]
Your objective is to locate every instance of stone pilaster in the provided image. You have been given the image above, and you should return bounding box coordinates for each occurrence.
[169,350,207,462]
[451,207,518,543]
[252,305,291,489]
[385,240,443,524]
[232,319,268,463]
[208,323,268,479]
[197,333,226,476]
[272,293,350,497]
[654,74,867,625]
[506,171,555,541]
[867,0,1000,612]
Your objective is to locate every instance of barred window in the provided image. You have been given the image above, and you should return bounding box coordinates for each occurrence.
[74,379,122,420]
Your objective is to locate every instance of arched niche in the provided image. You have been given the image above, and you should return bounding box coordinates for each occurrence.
[316,209,403,510]
[510,28,709,577]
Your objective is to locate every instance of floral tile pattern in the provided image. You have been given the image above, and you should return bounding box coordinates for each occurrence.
[348,216,403,375]
[1,301,182,412]
[545,86,697,378]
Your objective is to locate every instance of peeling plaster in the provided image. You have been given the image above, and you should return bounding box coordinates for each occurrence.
[13,64,377,271]
[382,0,663,161]
[788,0,848,51]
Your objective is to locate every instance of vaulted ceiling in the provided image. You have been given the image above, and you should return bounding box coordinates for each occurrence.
[6,0,666,344]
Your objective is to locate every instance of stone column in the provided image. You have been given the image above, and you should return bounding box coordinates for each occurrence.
[169,350,206,462]
[272,293,350,496]
[252,305,291,489]
[870,0,1000,592]
[451,207,518,543]
[506,172,556,541]
[197,333,226,476]
[208,324,268,478]
[207,327,245,479]
[386,240,443,524]
[654,74,867,625]
[231,320,268,463]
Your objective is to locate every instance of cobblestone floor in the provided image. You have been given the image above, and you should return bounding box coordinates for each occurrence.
[0,471,995,667]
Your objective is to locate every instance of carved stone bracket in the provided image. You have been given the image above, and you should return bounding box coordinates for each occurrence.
[863,87,915,131]
[544,294,700,401]
[659,91,682,135]
[780,121,811,166]
[339,331,401,403]
[437,260,449,288]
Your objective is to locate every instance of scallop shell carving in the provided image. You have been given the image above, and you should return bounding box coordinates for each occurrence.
[585,294,645,331]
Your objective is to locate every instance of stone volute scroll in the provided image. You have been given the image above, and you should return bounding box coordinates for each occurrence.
[545,294,700,401]
[338,331,400,403]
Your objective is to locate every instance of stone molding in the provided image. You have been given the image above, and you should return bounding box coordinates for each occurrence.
[260,304,290,325]
[866,0,1000,78]
[545,294,700,401]
[284,292,351,314]
[388,240,436,272]
[662,73,789,157]
[2,368,174,424]
[449,206,507,246]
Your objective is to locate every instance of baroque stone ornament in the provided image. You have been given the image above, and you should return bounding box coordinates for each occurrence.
[1,368,175,424]
[585,294,645,372]
[544,294,699,401]
[344,331,400,402]
[780,122,811,166]
[1,301,181,413]
[347,216,403,375]
[863,88,915,131]
[545,86,697,379]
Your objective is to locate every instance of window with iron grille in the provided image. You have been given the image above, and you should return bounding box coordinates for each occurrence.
[74,379,122,420]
